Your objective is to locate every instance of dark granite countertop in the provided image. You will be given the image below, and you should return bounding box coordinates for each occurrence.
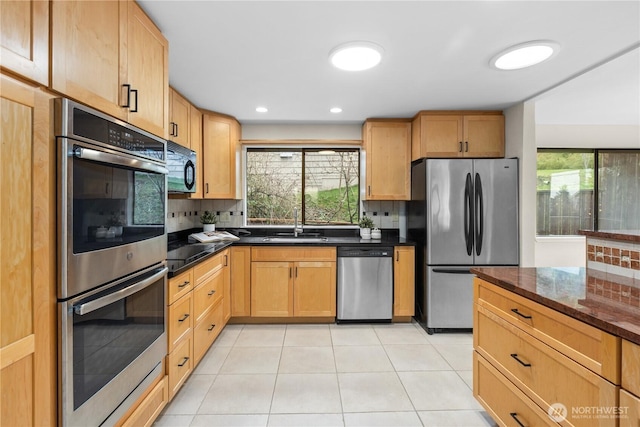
[471,266,640,345]
[578,230,640,243]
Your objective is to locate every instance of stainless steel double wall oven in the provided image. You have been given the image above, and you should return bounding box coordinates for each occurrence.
[56,99,168,426]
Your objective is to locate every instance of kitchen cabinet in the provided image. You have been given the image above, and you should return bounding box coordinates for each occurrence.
[0,73,56,427]
[51,0,169,138]
[169,87,190,147]
[250,247,336,318]
[411,112,504,160]
[166,272,193,400]
[393,246,415,317]
[362,119,411,200]
[473,277,620,427]
[202,112,242,199]
[189,105,204,199]
[621,340,640,427]
[0,0,49,85]
[230,246,251,317]
[117,375,168,427]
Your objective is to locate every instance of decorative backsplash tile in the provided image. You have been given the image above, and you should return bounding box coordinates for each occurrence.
[585,236,640,279]
[586,274,640,311]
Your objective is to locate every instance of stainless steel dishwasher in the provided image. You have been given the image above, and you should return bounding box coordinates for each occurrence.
[337,246,393,322]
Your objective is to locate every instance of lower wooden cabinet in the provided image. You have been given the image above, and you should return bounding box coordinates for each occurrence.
[293,261,336,317]
[620,389,640,427]
[393,246,415,317]
[119,376,168,427]
[193,300,224,365]
[230,246,252,316]
[167,334,193,399]
[251,261,293,316]
[622,340,640,396]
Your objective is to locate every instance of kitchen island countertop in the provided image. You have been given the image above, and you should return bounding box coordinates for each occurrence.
[471,266,640,345]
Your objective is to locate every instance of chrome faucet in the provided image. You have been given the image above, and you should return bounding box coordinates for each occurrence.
[293,207,303,237]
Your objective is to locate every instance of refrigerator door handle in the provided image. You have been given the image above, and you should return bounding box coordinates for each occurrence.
[432,268,472,274]
[464,173,473,256]
[475,172,484,256]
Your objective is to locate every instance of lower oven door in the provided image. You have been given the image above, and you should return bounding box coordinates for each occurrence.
[59,264,167,427]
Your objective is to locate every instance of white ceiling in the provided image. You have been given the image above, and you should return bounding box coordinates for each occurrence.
[138,1,640,125]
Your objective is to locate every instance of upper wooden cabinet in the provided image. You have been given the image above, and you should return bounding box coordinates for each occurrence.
[411,112,504,160]
[0,0,49,85]
[189,104,204,199]
[51,0,168,138]
[362,120,411,201]
[202,112,242,199]
[169,88,190,147]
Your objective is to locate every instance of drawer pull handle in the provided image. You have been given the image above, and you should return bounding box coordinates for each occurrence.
[178,281,190,288]
[510,413,527,427]
[177,357,189,367]
[208,324,216,332]
[510,353,531,367]
[178,313,190,322]
[208,290,216,296]
[511,308,532,319]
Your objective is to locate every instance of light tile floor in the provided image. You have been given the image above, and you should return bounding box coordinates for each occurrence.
[155,322,497,427]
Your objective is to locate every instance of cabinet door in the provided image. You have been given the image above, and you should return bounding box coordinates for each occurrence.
[222,250,231,323]
[189,105,204,199]
[420,115,464,158]
[364,121,411,200]
[293,262,336,317]
[51,0,128,121]
[0,0,49,85]
[463,115,504,158]
[126,1,168,138]
[169,88,190,147]
[193,268,224,322]
[393,246,415,317]
[230,247,251,317]
[202,114,240,199]
[251,262,293,317]
[1,74,56,427]
[620,389,640,427]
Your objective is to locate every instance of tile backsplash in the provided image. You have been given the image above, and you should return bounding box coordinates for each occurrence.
[586,236,640,279]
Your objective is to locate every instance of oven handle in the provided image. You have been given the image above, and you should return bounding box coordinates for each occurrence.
[74,267,168,316]
[74,146,168,175]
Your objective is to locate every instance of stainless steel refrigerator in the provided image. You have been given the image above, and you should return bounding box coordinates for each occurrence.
[408,158,519,333]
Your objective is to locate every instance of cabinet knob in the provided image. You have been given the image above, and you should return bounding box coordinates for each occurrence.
[178,281,190,288]
[177,357,189,367]
[178,313,190,322]
[208,324,216,332]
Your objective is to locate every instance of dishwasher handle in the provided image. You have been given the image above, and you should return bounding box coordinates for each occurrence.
[337,247,394,257]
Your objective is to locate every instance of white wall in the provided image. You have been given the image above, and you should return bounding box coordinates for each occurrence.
[536,124,640,148]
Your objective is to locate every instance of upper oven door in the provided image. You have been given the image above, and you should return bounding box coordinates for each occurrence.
[59,137,168,298]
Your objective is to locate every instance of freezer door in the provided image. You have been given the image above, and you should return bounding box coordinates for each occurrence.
[473,159,519,265]
[426,266,474,329]
[426,159,474,265]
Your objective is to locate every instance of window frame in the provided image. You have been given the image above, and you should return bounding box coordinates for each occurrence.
[242,145,362,228]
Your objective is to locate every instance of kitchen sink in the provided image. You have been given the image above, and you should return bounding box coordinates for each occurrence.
[262,236,329,243]
[273,232,322,237]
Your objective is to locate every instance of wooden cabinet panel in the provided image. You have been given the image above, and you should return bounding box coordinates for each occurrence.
[251,246,336,262]
[393,246,415,317]
[363,120,411,200]
[51,0,128,121]
[463,115,505,158]
[193,268,224,322]
[168,269,193,305]
[474,352,556,427]
[0,0,49,85]
[193,300,224,365]
[202,113,241,199]
[194,251,225,284]
[476,305,618,427]
[620,389,640,427]
[0,74,55,427]
[167,334,192,400]
[126,1,168,138]
[293,262,336,317]
[120,376,167,427]
[475,278,620,383]
[168,293,192,352]
[622,340,640,396]
[251,262,293,317]
[231,247,251,317]
[189,105,204,199]
[169,88,190,147]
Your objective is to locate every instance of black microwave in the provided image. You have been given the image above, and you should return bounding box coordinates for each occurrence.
[166,141,196,193]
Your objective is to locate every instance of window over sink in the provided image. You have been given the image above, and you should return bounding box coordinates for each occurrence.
[245,148,360,226]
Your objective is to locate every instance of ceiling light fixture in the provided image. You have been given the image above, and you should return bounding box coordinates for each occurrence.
[491,40,559,70]
[330,107,343,113]
[329,41,383,71]
[256,106,268,113]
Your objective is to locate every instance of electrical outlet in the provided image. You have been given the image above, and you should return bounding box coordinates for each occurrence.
[220,212,231,222]
[392,213,399,222]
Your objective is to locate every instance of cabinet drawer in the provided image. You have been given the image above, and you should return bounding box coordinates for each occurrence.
[194,251,226,284]
[168,269,193,305]
[167,334,192,400]
[622,340,640,396]
[620,389,640,427]
[475,278,620,383]
[121,376,168,427]
[476,305,618,427]
[168,292,192,352]
[193,300,224,366]
[474,351,556,427]
[251,246,336,262]
[193,268,223,321]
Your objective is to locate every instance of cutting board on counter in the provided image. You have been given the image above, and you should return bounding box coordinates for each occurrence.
[189,231,240,243]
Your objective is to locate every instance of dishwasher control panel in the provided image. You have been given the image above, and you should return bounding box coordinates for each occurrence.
[337,247,393,257]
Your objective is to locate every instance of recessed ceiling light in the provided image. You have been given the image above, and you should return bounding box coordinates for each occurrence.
[329,41,383,71]
[330,107,343,113]
[256,106,268,113]
[491,41,559,70]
